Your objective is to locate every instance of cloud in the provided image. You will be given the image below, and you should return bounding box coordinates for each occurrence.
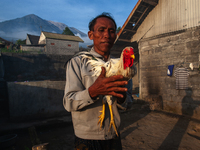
[75,33,93,48]
[0,28,39,42]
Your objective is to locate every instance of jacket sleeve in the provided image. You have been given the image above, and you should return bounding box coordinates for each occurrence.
[126,79,134,103]
[117,79,134,109]
[63,57,96,112]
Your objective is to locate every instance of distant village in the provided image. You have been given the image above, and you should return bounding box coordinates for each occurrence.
[0,31,88,55]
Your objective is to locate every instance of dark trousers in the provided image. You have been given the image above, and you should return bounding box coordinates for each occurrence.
[74,135,122,150]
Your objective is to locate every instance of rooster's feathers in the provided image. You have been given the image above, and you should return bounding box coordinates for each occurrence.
[75,47,135,80]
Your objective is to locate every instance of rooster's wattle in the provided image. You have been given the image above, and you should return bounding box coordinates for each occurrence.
[80,47,135,136]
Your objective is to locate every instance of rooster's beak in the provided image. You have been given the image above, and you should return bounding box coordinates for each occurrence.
[131,54,135,59]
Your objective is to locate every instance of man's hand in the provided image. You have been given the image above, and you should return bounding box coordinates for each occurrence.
[88,67,128,99]
[116,91,127,104]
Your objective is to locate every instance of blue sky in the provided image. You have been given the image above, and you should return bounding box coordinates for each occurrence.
[0,0,138,34]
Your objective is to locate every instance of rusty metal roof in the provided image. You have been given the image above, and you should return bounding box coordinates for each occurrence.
[42,31,84,43]
[111,0,158,56]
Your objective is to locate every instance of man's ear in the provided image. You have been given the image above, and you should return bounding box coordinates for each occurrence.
[88,31,93,40]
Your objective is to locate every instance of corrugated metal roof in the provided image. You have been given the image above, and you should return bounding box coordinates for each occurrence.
[142,0,200,38]
[42,31,84,42]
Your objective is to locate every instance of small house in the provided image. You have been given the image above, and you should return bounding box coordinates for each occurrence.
[38,31,84,55]
[0,37,12,48]
[21,34,45,52]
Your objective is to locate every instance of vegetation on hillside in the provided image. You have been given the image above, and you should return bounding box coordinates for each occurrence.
[0,39,29,53]
[62,27,74,36]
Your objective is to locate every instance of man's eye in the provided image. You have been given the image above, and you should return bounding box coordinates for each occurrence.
[98,29,104,32]
[110,30,115,33]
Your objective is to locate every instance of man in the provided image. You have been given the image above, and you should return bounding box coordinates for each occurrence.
[63,12,132,150]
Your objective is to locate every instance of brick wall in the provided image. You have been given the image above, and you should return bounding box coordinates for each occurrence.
[139,27,200,119]
[46,38,79,55]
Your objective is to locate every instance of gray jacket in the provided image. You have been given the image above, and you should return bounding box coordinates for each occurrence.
[63,48,130,140]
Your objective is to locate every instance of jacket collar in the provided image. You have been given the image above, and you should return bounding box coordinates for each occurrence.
[90,47,111,61]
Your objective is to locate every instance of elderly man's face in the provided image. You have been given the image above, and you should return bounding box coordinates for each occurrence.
[88,17,116,56]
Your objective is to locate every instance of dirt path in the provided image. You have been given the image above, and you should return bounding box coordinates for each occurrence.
[120,108,200,150]
[2,106,200,150]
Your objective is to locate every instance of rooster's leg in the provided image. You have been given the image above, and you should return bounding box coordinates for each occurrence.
[108,104,119,136]
[106,96,118,136]
[98,99,105,129]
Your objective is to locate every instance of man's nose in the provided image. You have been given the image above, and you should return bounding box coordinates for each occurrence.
[104,30,110,38]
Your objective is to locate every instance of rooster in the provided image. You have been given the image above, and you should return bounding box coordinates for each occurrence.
[79,47,135,136]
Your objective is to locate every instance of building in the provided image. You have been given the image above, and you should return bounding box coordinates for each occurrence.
[38,31,84,55]
[21,34,45,52]
[0,37,12,48]
[113,0,200,119]
[26,34,40,45]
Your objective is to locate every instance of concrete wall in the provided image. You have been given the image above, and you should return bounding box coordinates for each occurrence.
[21,45,45,53]
[1,53,73,120]
[7,81,69,120]
[0,54,7,100]
[0,53,4,78]
[2,53,72,82]
[46,38,79,55]
[139,27,200,119]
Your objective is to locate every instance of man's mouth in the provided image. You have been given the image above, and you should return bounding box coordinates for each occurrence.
[102,41,111,45]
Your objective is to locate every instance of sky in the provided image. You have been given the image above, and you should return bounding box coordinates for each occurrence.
[0,0,138,34]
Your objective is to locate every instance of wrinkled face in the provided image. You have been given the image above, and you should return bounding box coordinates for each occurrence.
[88,17,116,56]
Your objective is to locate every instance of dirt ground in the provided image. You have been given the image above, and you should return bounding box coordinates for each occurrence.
[1,104,200,150]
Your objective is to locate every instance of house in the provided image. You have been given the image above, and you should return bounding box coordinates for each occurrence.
[0,37,12,48]
[21,34,45,52]
[26,34,40,45]
[38,31,84,55]
[112,0,200,119]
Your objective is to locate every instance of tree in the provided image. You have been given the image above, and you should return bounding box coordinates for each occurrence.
[116,26,121,33]
[62,27,74,36]
[16,39,26,45]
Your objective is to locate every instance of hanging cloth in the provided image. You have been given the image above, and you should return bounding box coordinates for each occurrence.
[167,65,174,76]
[174,67,189,89]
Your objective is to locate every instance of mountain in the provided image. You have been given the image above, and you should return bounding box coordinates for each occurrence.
[0,14,87,43]
[48,20,68,31]
[48,21,87,37]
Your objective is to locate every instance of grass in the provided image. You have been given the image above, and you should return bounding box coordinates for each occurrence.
[0,47,30,53]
